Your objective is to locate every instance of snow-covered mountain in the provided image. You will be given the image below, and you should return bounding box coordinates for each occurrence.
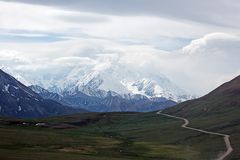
[1,62,193,112]
[0,69,86,118]
[51,64,192,102]
[29,84,177,112]
[122,78,190,102]
[3,63,192,103]
[1,66,32,86]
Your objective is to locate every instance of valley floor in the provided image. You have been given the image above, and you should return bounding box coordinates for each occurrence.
[0,112,227,160]
[188,111,240,160]
[157,111,233,160]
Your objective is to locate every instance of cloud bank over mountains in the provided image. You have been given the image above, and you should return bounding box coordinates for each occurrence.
[0,0,240,95]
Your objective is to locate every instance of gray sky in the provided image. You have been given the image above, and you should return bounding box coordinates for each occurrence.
[3,0,240,28]
[0,0,240,95]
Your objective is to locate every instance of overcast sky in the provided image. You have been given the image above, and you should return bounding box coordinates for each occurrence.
[0,0,240,95]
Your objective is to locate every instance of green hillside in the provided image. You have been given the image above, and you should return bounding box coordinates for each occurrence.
[0,112,225,160]
[1,76,239,160]
[164,75,240,159]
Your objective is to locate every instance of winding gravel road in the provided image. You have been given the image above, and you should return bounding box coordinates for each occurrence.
[157,111,233,160]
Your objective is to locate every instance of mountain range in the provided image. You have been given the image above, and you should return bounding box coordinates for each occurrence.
[1,63,194,112]
[0,69,86,118]
[30,84,177,112]
[1,66,240,158]
[1,73,239,159]
[3,64,193,102]
[0,68,178,116]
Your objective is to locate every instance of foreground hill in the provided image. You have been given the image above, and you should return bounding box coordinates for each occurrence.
[0,70,86,118]
[164,75,240,117]
[164,75,240,159]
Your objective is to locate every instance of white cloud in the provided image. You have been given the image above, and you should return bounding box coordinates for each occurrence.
[0,1,109,37]
[0,1,240,96]
[0,0,235,42]
[182,33,240,55]
[1,32,240,96]
[4,0,240,29]
[164,33,240,94]
[54,56,97,67]
[0,49,30,66]
[0,1,66,31]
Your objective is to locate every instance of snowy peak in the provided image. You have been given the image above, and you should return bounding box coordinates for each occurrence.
[57,67,131,98]
[30,85,50,94]
[0,70,85,118]
[121,78,190,102]
[2,62,193,102]
[131,78,165,97]
[53,64,192,102]
[1,67,32,86]
[29,85,64,103]
[0,69,180,113]
[0,69,40,100]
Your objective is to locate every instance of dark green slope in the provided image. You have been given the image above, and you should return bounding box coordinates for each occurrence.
[164,75,240,159]
[1,75,239,159]
[0,112,225,160]
[164,75,240,117]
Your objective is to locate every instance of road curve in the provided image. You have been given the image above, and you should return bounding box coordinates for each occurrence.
[156,111,233,160]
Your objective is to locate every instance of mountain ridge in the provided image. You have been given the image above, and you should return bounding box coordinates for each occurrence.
[164,75,240,118]
[4,64,193,102]
[0,69,86,118]
[30,84,177,112]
